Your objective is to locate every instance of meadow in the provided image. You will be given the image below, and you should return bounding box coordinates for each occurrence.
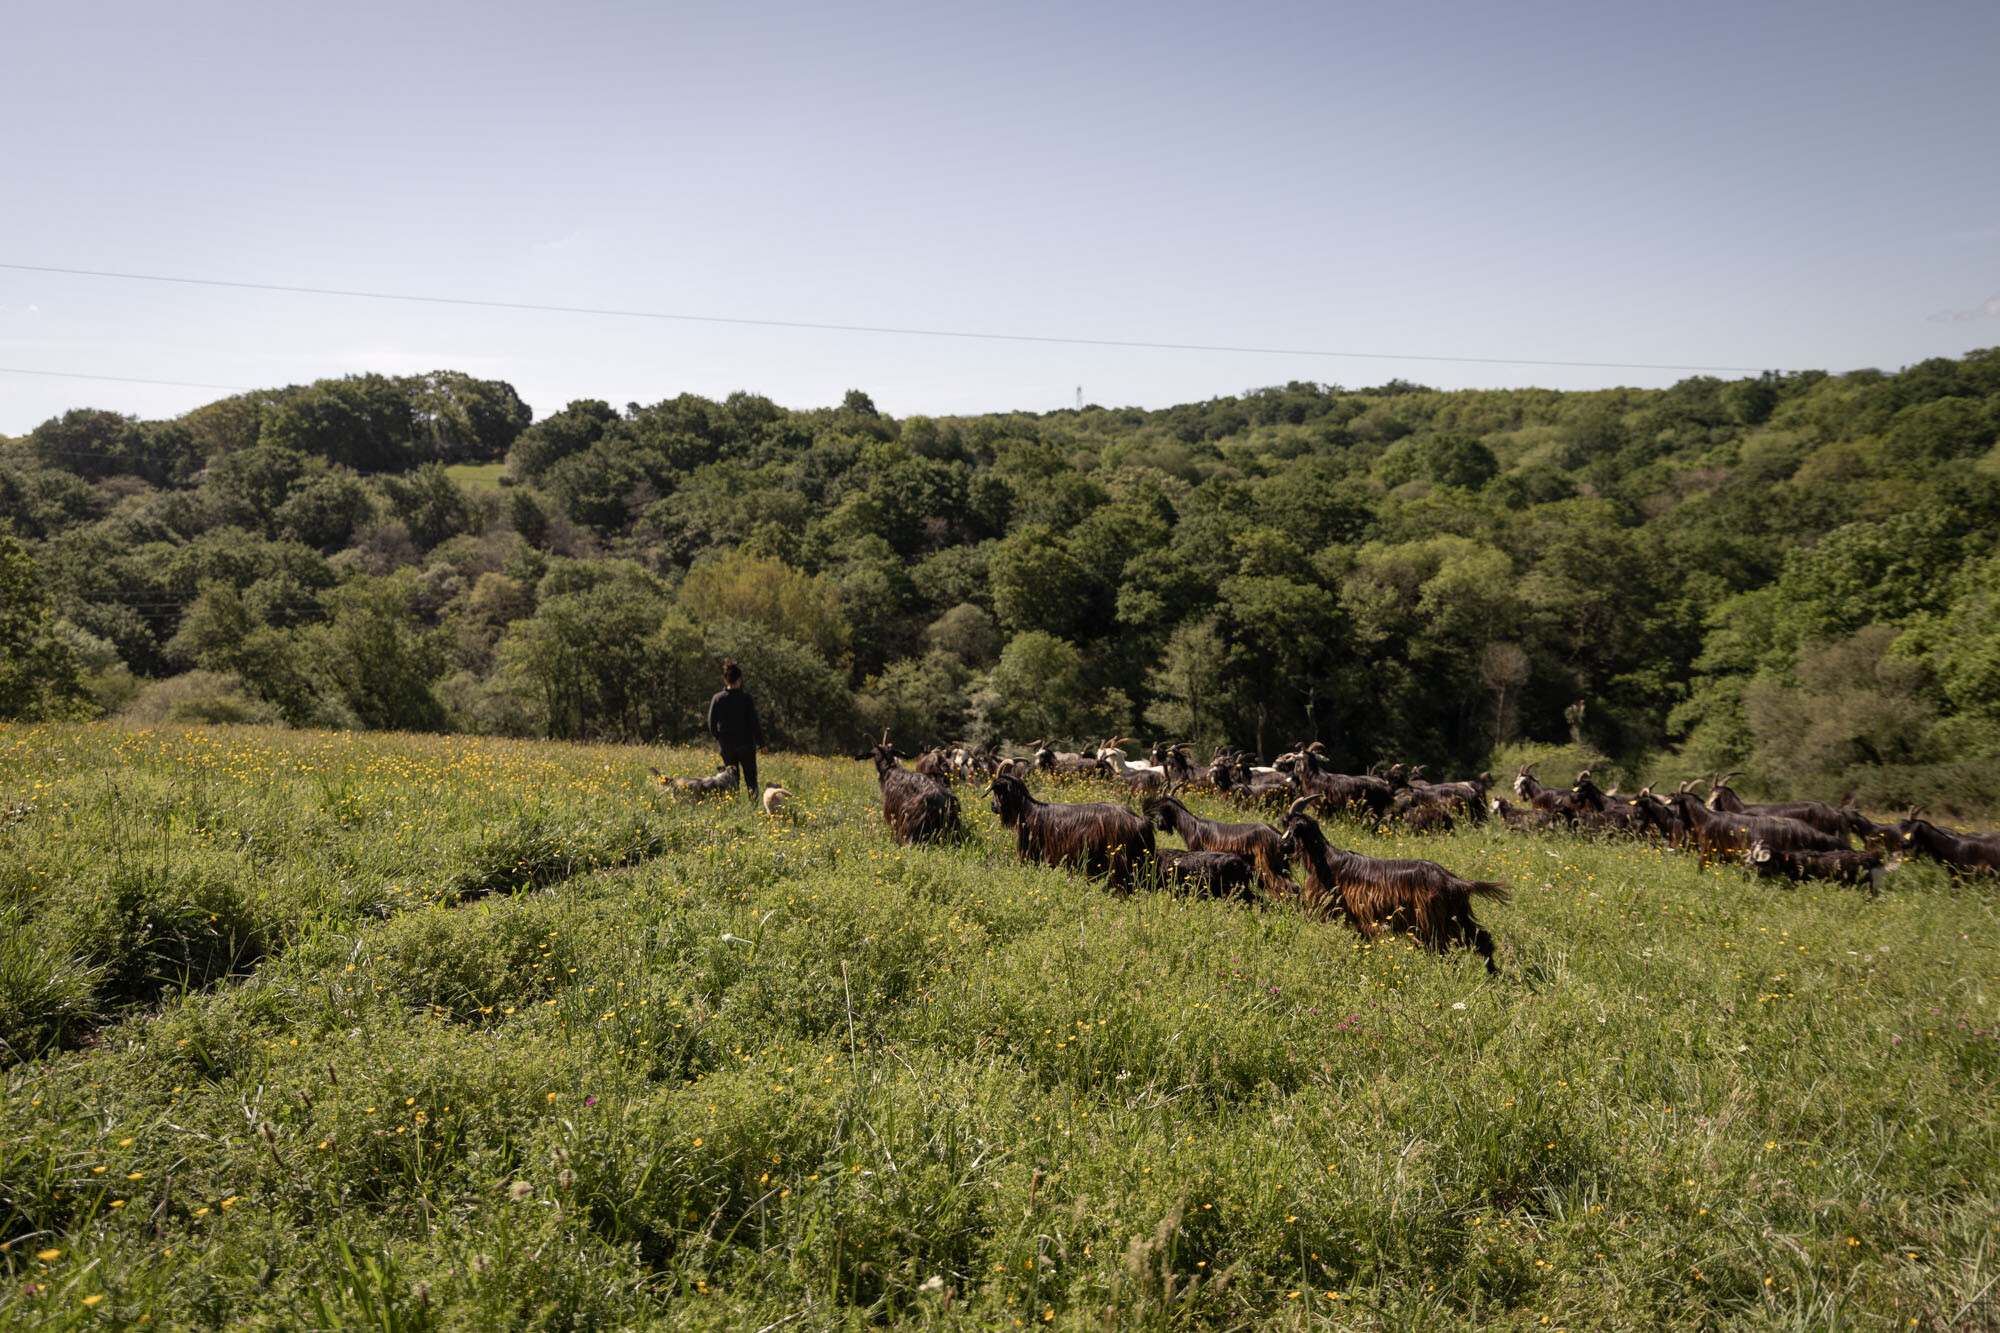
[1,724,1996,1331]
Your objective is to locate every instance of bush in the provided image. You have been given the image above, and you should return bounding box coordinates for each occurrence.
[116,670,285,727]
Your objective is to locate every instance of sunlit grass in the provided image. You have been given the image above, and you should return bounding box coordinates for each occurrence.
[1,722,1995,1329]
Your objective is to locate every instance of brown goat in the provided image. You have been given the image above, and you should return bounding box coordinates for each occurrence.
[1142,792,1294,895]
[987,774,1154,891]
[869,744,963,845]
[1277,802,1506,972]
[1666,790,1844,866]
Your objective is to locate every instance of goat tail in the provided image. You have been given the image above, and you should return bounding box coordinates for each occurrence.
[1467,880,1511,904]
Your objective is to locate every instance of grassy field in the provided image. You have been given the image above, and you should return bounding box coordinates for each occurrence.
[1,724,1996,1330]
[442,461,509,491]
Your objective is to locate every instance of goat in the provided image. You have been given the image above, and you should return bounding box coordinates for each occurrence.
[1143,791,1294,895]
[761,783,792,818]
[912,748,955,780]
[1665,790,1843,866]
[1746,839,1888,894]
[1115,765,1169,797]
[1393,793,1456,834]
[1489,795,1564,832]
[869,743,963,845]
[1703,773,1851,841]
[1278,800,1506,972]
[1289,745,1395,824]
[1842,807,1905,853]
[1894,807,2000,877]
[986,774,1154,891]
[1140,848,1259,901]
[1512,763,1581,825]
[1408,769,1489,823]
[1570,771,1658,838]
[1031,739,1093,771]
[649,764,740,798]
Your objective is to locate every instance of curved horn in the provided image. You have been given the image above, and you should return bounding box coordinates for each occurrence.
[1286,796,1313,817]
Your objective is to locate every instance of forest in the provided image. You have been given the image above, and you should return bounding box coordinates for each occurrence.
[4,351,1999,811]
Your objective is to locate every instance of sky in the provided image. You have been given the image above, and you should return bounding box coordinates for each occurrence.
[3,0,1998,435]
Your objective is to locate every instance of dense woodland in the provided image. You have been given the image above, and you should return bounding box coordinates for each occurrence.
[4,352,2000,810]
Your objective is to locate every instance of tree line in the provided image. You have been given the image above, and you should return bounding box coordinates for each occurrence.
[4,352,1998,811]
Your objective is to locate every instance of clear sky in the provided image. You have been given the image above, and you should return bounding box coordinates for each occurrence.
[3,0,1997,435]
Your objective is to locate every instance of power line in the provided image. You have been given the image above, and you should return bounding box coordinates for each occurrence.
[0,365,252,392]
[1,260,1780,376]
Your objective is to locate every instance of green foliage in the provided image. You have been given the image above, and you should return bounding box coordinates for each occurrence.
[678,549,850,663]
[0,534,91,721]
[498,565,687,743]
[9,351,2000,802]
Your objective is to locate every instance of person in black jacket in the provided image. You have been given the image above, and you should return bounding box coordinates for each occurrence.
[706,659,762,801]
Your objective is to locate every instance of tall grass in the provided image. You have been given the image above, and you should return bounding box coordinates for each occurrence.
[1,722,1995,1329]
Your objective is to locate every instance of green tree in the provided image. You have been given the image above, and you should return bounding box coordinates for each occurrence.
[303,574,447,731]
[988,525,1093,639]
[381,463,474,551]
[1143,617,1230,751]
[0,535,91,720]
[677,549,850,662]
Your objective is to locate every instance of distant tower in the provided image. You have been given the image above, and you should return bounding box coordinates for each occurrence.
[1075,385,1082,410]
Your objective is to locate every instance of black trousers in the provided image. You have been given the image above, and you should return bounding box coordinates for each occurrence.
[719,744,758,799]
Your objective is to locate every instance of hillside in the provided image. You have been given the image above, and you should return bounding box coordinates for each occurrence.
[1,724,1994,1328]
[4,352,1999,810]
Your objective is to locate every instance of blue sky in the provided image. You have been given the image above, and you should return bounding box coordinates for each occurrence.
[3,0,1997,434]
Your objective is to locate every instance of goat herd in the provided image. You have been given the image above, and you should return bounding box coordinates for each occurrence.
[860,738,2000,974]
[653,738,2000,974]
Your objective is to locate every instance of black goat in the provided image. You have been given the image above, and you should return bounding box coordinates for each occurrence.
[1746,840,1888,893]
[1512,763,1581,825]
[1894,807,2000,877]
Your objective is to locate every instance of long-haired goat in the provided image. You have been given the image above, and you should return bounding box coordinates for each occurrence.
[869,743,963,845]
[1143,791,1294,895]
[1512,763,1581,826]
[1894,807,2000,876]
[1284,747,1395,823]
[1665,790,1843,866]
[1277,800,1506,972]
[986,774,1153,891]
[1705,773,1851,840]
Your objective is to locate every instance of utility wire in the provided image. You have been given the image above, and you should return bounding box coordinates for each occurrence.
[0,365,253,392]
[1,260,1780,376]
